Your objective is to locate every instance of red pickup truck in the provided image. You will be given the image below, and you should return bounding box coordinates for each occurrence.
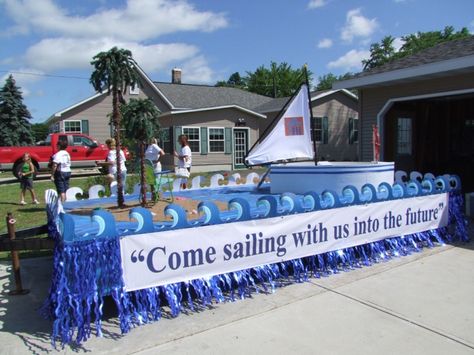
[0,133,122,178]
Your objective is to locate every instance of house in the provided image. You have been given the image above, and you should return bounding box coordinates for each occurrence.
[47,67,272,172]
[254,89,359,161]
[333,35,474,191]
[47,66,359,171]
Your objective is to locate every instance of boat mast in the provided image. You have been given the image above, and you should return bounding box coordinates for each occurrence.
[304,64,317,166]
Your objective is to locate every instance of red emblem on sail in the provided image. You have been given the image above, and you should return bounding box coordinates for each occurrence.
[284,116,304,136]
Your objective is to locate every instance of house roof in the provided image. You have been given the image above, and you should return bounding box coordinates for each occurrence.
[334,36,474,89]
[153,82,273,110]
[253,89,358,113]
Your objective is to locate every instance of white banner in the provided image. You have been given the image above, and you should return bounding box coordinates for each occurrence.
[120,193,449,291]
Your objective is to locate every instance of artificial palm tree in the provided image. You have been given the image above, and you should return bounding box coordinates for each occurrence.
[122,98,161,206]
[90,47,139,208]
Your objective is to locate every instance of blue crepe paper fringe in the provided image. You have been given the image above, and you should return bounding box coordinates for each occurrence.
[41,189,469,348]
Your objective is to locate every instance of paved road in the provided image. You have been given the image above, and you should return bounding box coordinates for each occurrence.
[0,241,473,355]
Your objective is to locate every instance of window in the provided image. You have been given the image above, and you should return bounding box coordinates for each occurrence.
[73,136,95,147]
[349,118,359,144]
[312,117,322,142]
[208,128,225,153]
[397,118,412,155]
[64,120,81,133]
[129,86,140,95]
[182,127,200,153]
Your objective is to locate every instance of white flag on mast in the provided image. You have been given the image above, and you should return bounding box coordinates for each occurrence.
[245,84,314,166]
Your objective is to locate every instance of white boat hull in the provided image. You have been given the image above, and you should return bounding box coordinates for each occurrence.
[270,161,395,194]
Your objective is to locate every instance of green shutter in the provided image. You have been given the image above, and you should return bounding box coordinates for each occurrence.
[348,118,354,145]
[322,117,329,144]
[81,120,89,135]
[174,126,182,151]
[224,127,232,154]
[200,127,208,155]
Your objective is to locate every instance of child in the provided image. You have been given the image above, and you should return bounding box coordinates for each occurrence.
[18,153,39,205]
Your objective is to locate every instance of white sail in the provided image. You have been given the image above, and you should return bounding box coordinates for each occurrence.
[245,84,314,166]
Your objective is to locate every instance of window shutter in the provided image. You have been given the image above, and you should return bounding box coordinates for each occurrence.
[224,127,232,154]
[348,118,354,145]
[81,120,89,135]
[322,117,329,144]
[174,126,182,151]
[200,127,208,155]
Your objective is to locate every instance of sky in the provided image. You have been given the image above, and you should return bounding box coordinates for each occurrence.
[1,0,473,123]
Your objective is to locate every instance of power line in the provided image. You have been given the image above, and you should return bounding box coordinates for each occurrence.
[0,70,89,80]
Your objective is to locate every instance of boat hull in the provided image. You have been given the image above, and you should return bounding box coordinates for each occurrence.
[270,161,395,194]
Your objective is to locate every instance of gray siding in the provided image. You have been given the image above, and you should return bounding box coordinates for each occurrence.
[159,108,261,170]
[359,72,474,161]
[49,82,171,144]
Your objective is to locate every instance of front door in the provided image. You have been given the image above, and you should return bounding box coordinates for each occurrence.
[233,129,248,169]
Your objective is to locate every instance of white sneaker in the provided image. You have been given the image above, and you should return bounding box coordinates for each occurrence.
[33,200,40,205]
[20,201,26,205]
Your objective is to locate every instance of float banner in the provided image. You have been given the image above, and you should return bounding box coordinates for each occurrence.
[120,193,448,291]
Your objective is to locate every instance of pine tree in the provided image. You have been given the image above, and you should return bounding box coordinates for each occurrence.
[0,75,34,146]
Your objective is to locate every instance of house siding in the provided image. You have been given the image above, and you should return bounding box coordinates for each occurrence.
[48,82,171,144]
[359,72,474,161]
[159,108,261,171]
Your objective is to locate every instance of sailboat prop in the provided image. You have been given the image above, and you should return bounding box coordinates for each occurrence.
[246,75,394,194]
[245,83,315,167]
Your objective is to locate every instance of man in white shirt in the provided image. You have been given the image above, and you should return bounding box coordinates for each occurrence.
[50,139,71,202]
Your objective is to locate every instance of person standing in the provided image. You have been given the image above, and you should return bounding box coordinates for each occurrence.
[97,138,127,192]
[145,137,165,200]
[145,137,165,173]
[51,139,71,202]
[174,134,192,189]
[18,153,39,205]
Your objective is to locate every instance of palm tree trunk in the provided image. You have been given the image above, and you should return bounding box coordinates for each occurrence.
[113,89,125,208]
[140,141,147,206]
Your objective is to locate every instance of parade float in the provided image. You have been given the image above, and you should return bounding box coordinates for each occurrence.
[41,83,468,347]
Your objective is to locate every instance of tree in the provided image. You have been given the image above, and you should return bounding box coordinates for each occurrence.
[121,98,161,206]
[316,72,355,91]
[362,36,397,71]
[215,72,244,88]
[400,26,470,56]
[244,62,311,97]
[0,75,34,146]
[90,47,139,208]
[31,123,49,142]
[363,27,471,71]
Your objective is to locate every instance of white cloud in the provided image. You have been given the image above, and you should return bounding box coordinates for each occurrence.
[1,68,45,97]
[340,8,378,42]
[308,0,326,9]
[25,38,199,73]
[317,38,333,48]
[2,0,228,41]
[327,49,370,71]
[180,56,214,83]
[393,37,405,51]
